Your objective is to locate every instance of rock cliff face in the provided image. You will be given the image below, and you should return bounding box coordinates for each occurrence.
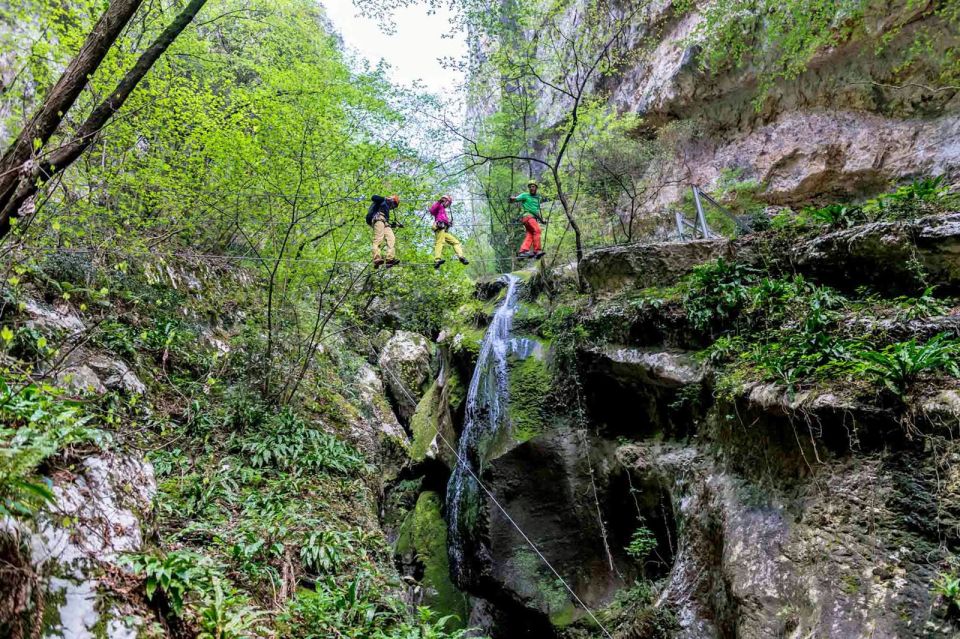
[535,0,960,212]
[390,213,960,638]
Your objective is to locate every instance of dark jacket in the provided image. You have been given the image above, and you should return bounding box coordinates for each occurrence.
[366,195,396,226]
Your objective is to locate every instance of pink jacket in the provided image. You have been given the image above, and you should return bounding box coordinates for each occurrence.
[429,201,451,226]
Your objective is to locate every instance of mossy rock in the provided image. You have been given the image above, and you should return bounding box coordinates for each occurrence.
[514,301,547,333]
[510,547,577,628]
[410,382,442,462]
[507,348,552,443]
[394,492,469,629]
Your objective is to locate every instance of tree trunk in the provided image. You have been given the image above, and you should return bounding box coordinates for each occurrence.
[0,0,144,212]
[0,0,209,240]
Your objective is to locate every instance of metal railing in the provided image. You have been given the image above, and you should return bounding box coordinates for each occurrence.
[674,186,752,241]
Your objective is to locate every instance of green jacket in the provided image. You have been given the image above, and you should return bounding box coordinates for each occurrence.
[514,192,547,221]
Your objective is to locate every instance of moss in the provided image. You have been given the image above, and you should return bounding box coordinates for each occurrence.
[512,548,575,627]
[409,382,441,462]
[507,353,552,442]
[446,366,466,414]
[449,327,484,362]
[396,492,469,629]
[514,301,547,333]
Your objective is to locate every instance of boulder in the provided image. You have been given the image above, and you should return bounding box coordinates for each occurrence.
[23,299,85,335]
[56,365,107,394]
[85,354,146,394]
[377,331,435,422]
[579,240,731,296]
[792,212,960,292]
[1,453,157,638]
[350,363,410,480]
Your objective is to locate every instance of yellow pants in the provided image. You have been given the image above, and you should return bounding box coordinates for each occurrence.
[372,220,396,261]
[434,229,464,260]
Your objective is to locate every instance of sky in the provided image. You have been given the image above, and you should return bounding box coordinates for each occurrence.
[321,0,466,96]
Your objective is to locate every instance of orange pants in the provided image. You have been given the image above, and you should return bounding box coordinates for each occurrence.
[519,216,541,253]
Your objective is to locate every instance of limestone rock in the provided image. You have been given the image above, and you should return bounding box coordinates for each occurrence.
[1,452,157,639]
[583,345,704,388]
[56,365,107,394]
[793,212,960,292]
[85,354,146,394]
[23,299,85,335]
[377,331,435,422]
[580,240,731,295]
[350,362,409,479]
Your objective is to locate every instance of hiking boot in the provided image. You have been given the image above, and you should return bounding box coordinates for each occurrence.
[434,258,446,270]
[533,251,546,259]
[458,256,470,265]
[386,258,400,268]
[517,251,534,259]
[373,258,385,269]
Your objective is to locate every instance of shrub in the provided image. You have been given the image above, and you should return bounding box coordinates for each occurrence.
[806,203,865,229]
[682,258,760,331]
[235,408,365,475]
[0,379,104,518]
[625,523,658,561]
[855,333,960,398]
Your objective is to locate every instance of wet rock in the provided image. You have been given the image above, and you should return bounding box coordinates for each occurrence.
[394,491,470,627]
[409,365,463,468]
[378,331,435,422]
[580,240,731,296]
[793,213,960,292]
[462,430,645,631]
[476,276,508,301]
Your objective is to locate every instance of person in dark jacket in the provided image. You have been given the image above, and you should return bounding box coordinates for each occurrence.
[367,194,401,267]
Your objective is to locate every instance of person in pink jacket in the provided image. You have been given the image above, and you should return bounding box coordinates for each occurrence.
[429,195,469,269]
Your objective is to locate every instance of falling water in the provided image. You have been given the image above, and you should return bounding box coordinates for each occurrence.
[447,273,520,582]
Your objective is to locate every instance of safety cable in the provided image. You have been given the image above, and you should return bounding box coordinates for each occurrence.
[355,329,615,639]
[14,245,578,269]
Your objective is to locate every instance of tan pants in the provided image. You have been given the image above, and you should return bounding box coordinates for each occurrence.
[372,220,395,261]
[433,229,464,260]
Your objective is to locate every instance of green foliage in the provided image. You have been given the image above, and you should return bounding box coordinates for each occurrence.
[682,258,760,331]
[235,407,365,475]
[0,378,104,517]
[126,550,212,617]
[855,333,960,398]
[934,572,960,615]
[893,287,952,321]
[807,203,866,229]
[280,574,474,639]
[863,175,956,220]
[625,523,658,561]
[197,578,268,639]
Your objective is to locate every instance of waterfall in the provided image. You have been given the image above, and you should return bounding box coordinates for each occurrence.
[447,273,520,582]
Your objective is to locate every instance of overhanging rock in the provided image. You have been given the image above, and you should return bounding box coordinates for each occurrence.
[580,239,731,295]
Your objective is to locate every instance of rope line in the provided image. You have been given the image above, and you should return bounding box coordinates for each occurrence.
[14,245,576,269]
[356,329,615,639]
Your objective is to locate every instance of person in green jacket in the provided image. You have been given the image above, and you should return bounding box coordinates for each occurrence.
[509,180,548,258]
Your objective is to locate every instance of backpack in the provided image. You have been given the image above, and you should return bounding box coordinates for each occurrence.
[365,202,378,226]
